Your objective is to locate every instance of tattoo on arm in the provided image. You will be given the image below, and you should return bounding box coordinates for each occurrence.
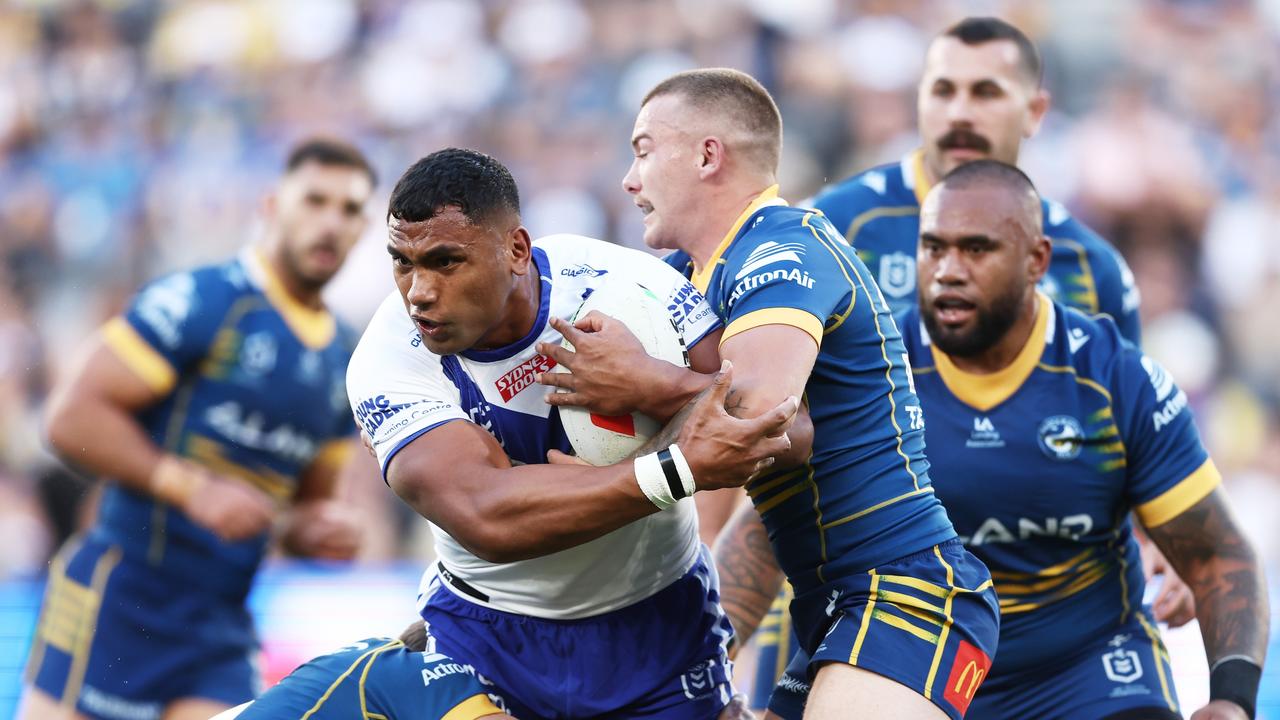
[1144,488,1269,665]
[714,505,785,645]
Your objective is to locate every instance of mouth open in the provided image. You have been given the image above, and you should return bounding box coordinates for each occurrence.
[934,296,977,325]
[413,316,446,338]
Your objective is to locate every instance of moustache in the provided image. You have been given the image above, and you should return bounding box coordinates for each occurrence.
[937,129,991,153]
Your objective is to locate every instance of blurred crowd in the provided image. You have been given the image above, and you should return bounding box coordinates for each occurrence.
[1,0,1279,577]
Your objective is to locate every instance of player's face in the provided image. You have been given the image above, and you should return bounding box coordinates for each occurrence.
[269,162,373,291]
[622,95,703,251]
[387,207,534,356]
[917,185,1043,357]
[917,38,1048,180]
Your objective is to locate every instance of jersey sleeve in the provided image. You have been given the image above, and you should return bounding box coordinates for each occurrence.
[1091,239,1142,345]
[719,212,854,348]
[1115,348,1220,527]
[618,248,722,348]
[346,297,469,478]
[102,268,234,395]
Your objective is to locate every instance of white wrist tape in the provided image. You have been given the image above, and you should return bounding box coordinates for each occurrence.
[634,445,697,510]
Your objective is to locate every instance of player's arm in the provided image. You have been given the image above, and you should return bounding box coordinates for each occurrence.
[44,330,274,540]
[714,501,786,652]
[1142,488,1268,719]
[387,363,796,563]
[278,440,363,560]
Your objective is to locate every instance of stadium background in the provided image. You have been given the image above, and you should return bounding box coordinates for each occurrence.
[0,0,1277,716]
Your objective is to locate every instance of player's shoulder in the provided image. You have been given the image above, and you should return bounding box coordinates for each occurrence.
[1042,199,1125,269]
[812,159,913,214]
[534,232,674,279]
[1043,300,1133,384]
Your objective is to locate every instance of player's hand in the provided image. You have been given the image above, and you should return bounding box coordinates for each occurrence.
[678,361,797,491]
[546,449,590,466]
[717,694,756,720]
[537,313,679,418]
[280,499,362,560]
[1139,532,1196,626]
[1189,700,1249,720]
[183,473,276,542]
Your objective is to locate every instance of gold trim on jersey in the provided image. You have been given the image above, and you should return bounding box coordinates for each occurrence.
[1135,458,1222,528]
[803,212,858,333]
[310,439,355,473]
[689,185,785,293]
[848,570,881,664]
[909,149,933,206]
[358,641,403,718]
[1136,612,1178,711]
[442,693,504,720]
[56,544,122,710]
[184,435,293,502]
[930,292,1051,412]
[722,308,823,348]
[102,317,178,394]
[244,248,337,350]
[302,640,397,719]
[922,545,958,699]
[1052,238,1101,314]
[844,206,919,245]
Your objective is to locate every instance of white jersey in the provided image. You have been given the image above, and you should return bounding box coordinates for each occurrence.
[347,234,722,619]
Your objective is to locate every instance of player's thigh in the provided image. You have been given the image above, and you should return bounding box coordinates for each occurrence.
[804,663,948,720]
[206,701,251,720]
[17,685,90,720]
[163,697,234,720]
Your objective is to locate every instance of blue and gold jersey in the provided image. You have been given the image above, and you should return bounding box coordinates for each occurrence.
[237,638,504,720]
[899,296,1220,674]
[665,186,955,591]
[95,250,356,601]
[813,150,1142,344]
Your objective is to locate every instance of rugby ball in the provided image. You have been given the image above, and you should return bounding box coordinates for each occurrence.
[554,281,689,465]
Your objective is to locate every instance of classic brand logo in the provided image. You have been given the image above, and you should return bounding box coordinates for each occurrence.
[944,640,992,716]
[495,354,557,402]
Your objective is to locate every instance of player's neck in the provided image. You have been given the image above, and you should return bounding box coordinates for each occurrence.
[947,293,1040,375]
[261,245,325,310]
[688,180,776,270]
[476,269,542,351]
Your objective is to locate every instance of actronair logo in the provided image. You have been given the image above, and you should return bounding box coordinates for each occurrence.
[495,353,557,401]
[734,241,806,279]
[728,267,815,306]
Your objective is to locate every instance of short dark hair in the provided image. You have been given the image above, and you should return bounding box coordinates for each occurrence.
[286,137,376,186]
[642,68,783,172]
[387,148,521,225]
[942,17,1042,85]
[938,159,1042,225]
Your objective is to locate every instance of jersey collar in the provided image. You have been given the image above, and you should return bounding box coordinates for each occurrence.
[928,291,1052,412]
[242,247,336,350]
[689,185,788,293]
[904,149,932,207]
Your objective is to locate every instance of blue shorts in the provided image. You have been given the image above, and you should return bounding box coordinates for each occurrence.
[749,585,797,710]
[25,535,258,720]
[968,613,1180,720]
[420,546,736,719]
[769,540,1000,720]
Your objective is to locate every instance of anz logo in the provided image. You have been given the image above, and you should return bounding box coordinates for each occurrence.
[960,514,1094,546]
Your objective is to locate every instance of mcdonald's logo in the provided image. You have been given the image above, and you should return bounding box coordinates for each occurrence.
[943,640,992,715]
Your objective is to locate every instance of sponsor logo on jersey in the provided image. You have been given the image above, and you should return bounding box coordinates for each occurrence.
[966,416,1004,449]
[727,267,816,306]
[495,353,557,401]
[204,401,317,464]
[1141,355,1175,401]
[1102,635,1144,684]
[421,660,480,686]
[680,658,721,700]
[1038,415,1084,461]
[1152,388,1189,432]
[560,263,607,278]
[355,394,422,436]
[668,282,711,331]
[135,272,196,349]
[961,514,1094,546]
[944,640,992,716]
[878,252,916,299]
[735,241,807,279]
[240,331,278,377]
[296,350,323,385]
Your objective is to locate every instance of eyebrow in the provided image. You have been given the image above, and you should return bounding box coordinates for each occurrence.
[920,232,996,245]
[386,241,467,258]
[631,133,651,151]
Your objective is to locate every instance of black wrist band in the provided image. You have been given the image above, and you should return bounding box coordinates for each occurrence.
[656,448,686,500]
[1210,657,1260,719]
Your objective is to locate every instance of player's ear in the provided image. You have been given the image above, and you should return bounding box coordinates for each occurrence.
[1023,88,1051,139]
[697,136,725,179]
[507,224,533,276]
[1027,233,1052,283]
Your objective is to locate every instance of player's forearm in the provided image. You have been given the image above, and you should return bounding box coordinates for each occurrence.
[44,394,165,493]
[394,462,660,564]
[713,503,785,646]
[1145,489,1269,664]
[639,365,714,423]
